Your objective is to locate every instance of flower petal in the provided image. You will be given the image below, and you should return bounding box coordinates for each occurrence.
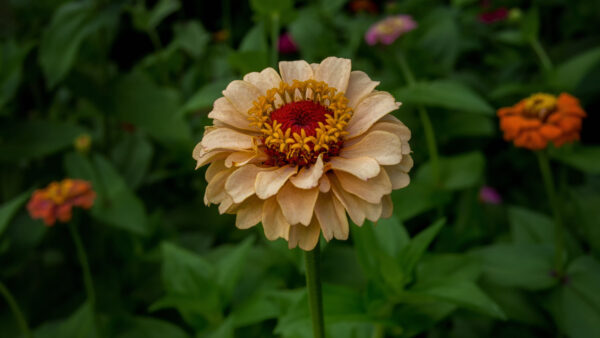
[205,167,235,205]
[289,154,324,189]
[262,197,290,240]
[341,130,403,165]
[192,144,229,169]
[314,57,352,93]
[381,195,393,219]
[255,165,298,199]
[279,60,314,84]
[329,156,380,180]
[288,217,321,250]
[335,169,392,204]
[346,91,400,138]
[200,128,255,153]
[208,97,255,131]
[225,150,266,168]
[384,164,411,189]
[314,192,349,241]
[225,164,272,203]
[236,196,263,229]
[243,67,282,95]
[329,174,381,225]
[277,183,319,226]
[345,71,379,108]
[205,160,227,181]
[222,80,262,114]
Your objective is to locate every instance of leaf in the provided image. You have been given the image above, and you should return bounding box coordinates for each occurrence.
[239,24,268,52]
[549,144,600,174]
[436,113,494,141]
[215,237,254,301]
[39,2,118,88]
[250,0,293,15]
[110,132,154,190]
[398,218,446,278]
[114,71,191,147]
[372,215,410,258]
[419,10,460,70]
[289,8,337,61]
[228,50,269,75]
[0,120,85,162]
[417,152,485,190]
[416,254,481,284]
[0,40,34,113]
[472,243,556,290]
[520,8,539,40]
[147,0,180,30]
[392,179,452,221]
[180,78,233,115]
[34,302,97,338]
[395,80,494,115]
[174,21,210,58]
[0,191,30,238]
[551,46,600,92]
[231,289,283,327]
[508,206,554,245]
[116,317,189,338]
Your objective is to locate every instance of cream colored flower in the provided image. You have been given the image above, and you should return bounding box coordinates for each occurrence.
[193,57,412,250]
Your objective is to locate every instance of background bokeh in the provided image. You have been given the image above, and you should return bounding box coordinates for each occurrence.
[1,0,600,337]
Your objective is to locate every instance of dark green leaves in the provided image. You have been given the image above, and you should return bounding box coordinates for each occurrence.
[417,152,485,190]
[35,302,97,338]
[0,191,30,237]
[549,144,600,174]
[550,47,600,92]
[0,40,34,113]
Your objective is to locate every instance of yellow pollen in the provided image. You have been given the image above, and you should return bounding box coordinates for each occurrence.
[524,93,557,120]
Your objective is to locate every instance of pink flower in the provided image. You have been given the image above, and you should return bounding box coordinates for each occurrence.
[278,33,298,54]
[365,15,417,46]
[479,186,502,205]
[479,7,508,23]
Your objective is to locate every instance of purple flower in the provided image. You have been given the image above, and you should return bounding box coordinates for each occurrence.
[479,186,502,205]
[278,33,298,54]
[365,15,418,46]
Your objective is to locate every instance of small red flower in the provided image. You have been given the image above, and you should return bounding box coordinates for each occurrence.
[479,7,508,24]
[27,179,96,226]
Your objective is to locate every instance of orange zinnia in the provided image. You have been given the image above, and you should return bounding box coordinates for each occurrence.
[27,179,96,226]
[497,93,586,150]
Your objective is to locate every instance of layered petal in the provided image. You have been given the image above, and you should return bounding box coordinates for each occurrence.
[288,217,321,250]
[345,71,380,108]
[223,80,262,114]
[262,197,290,240]
[314,57,352,93]
[208,97,255,131]
[346,91,401,137]
[255,165,298,199]
[279,60,314,84]
[335,169,392,204]
[314,192,349,241]
[277,183,319,226]
[243,67,282,95]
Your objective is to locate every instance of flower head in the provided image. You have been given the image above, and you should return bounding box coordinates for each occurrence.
[479,7,508,23]
[193,57,412,250]
[349,0,378,14]
[479,186,502,205]
[278,33,298,54]
[74,134,92,153]
[497,93,586,150]
[27,179,96,226]
[365,15,417,46]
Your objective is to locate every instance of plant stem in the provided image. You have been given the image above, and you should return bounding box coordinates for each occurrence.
[148,28,163,51]
[304,241,325,338]
[396,50,441,186]
[68,222,96,307]
[0,282,32,338]
[536,150,564,275]
[270,12,280,68]
[529,37,553,73]
[372,323,385,338]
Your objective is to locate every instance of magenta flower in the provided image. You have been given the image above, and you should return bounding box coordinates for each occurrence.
[479,186,502,205]
[479,7,508,23]
[278,33,298,54]
[365,15,417,46]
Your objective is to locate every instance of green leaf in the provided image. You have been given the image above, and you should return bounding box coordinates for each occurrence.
[174,21,210,58]
[520,8,539,40]
[392,179,452,221]
[116,317,189,338]
[551,46,600,91]
[250,0,293,15]
[215,237,254,301]
[394,81,494,115]
[508,206,554,245]
[289,8,337,61]
[0,40,34,113]
[228,50,269,75]
[473,244,556,290]
[180,78,233,115]
[483,284,547,327]
[417,152,485,191]
[373,215,410,258]
[0,120,85,162]
[148,0,180,30]
[416,254,481,284]
[549,144,600,174]
[0,191,30,238]
[239,24,268,52]
[39,2,117,88]
[437,113,494,141]
[34,302,97,338]
[114,71,191,147]
[231,289,283,327]
[110,132,154,190]
[419,10,460,70]
[398,218,446,278]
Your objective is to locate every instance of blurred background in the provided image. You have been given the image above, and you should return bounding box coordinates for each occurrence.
[1,0,600,337]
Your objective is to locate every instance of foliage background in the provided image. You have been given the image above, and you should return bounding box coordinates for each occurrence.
[1,0,600,337]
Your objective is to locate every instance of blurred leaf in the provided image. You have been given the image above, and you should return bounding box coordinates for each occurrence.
[437,113,495,141]
[395,81,494,115]
[250,0,293,15]
[111,132,154,190]
[39,2,118,88]
[398,218,446,279]
[174,21,210,58]
[114,71,191,147]
[205,317,234,338]
[319,0,348,15]
[520,8,539,40]
[373,215,410,258]
[420,10,460,70]
[549,144,600,174]
[132,0,181,31]
[180,78,233,115]
[289,8,337,61]
[473,244,556,290]
[215,237,254,301]
[239,24,268,52]
[34,302,97,338]
[392,179,452,221]
[417,254,481,285]
[0,120,85,162]
[0,40,34,113]
[551,46,600,91]
[0,191,29,238]
[508,206,554,245]
[231,289,283,327]
[484,284,547,327]
[494,30,526,46]
[117,317,189,338]
[417,152,485,190]
[228,50,269,75]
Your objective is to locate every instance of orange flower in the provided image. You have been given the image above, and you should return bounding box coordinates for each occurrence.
[497,93,586,150]
[27,179,96,226]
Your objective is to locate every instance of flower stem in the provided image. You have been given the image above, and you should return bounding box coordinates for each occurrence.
[529,37,553,73]
[68,222,96,307]
[304,241,325,338]
[270,12,280,68]
[372,323,385,338]
[536,150,565,275]
[0,282,32,338]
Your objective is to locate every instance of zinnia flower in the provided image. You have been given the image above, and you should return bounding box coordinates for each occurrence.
[479,186,502,205]
[27,179,96,226]
[193,57,412,250]
[479,7,508,23]
[497,93,586,150]
[365,15,417,46]
[278,33,298,54]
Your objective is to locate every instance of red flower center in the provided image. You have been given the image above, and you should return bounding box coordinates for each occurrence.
[270,100,329,137]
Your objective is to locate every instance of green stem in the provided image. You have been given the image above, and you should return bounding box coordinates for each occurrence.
[536,151,564,275]
[148,28,163,51]
[529,37,553,73]
[304,241,325,338]
[270,12,280,68]
[396,50,415,86]
[68,222,96,307]
[372,323,385,338]
[0,282,32,338]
